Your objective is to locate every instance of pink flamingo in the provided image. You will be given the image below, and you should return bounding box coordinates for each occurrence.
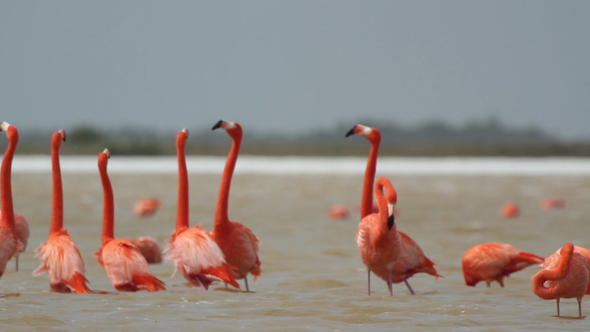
[356,176,400,295]
[133,198,161,217]
[547,244,590,295]
[211,120,261,291]
[462,242,544,287]
[34,130,91,293]
[95,149,165,292]
[0,211,28,271]
[164,128,239,290]
[0,122,25,278]
[346,124,440,294]
[532,242,589,317]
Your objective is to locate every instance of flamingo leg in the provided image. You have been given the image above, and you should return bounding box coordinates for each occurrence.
[578,299,582,317]
[556,298,560,317]
[244,274,250,292]
[367,269,371,296]
[388,269,393,296]
[404,279,415,295]
[486,282,491,287]
[15,255,19,272]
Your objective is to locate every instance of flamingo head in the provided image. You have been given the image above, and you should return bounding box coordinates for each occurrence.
[98,148,111,169]
[0,121,19,143]
[212,119,242,140]
[560,242,574,257]
[52,129,66,149]
[345,124,381,143]
[177,128,189,149]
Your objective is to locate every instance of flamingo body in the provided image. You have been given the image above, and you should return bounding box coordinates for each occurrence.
[546,245,590,294]
[462,242,544,287]
[0,228,22,277]
[34,230,89,293]
[132,236,162,264]
[0,211,28,271]
[532,243,589,317]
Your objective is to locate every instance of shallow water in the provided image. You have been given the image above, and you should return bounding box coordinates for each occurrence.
[2,157,590,331]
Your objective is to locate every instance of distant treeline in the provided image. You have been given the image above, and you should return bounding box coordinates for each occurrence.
[15,118,590,157]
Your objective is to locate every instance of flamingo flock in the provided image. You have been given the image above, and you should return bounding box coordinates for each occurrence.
[0,120,588,318]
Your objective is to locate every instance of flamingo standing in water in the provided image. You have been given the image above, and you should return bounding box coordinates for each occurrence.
[546,244,590,295]
[211,120,261,291]
[532,242,589,317]
[346,124,440,295]
[164,129,239,290]
[0,211,28,272]
[462,242,544,287]
[95,149,165,292]
[356,177,401,295]
[34,130,91,293]
[0,122,25,278]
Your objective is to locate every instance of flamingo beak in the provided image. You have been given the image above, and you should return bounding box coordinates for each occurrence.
[345,125,357,137]
[212,120,223,130]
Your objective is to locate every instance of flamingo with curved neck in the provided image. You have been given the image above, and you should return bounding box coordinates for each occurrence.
[95,149,165,292]
[34,130,91,293]
[164,129,239,290]
[532,242,589,317]
[347,124,441,295]
[211,120,261,291]
[356,176,400,295]
[0,122,24,278]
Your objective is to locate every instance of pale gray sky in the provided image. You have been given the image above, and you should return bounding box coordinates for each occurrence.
[1,1,589,139]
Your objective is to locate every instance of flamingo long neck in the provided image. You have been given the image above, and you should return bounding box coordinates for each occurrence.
[176,142,189,231]
[361,137,380,219]
[50,137,64,234]
[214,130,241,228]
[99,159,114,244]
[0,132,17,229]
[532,250,572,299]
[375,181,389,233]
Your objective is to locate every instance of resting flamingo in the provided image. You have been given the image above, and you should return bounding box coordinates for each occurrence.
[0,122,25,278]
[164,128,239,290]
[356,176,401,295]
[34,130,91,293]
[546,244,590,295]
[346,124,440,294]
[532,242,589,317]
[211,120,261,291]
[462,242,544,287]
[95,149,165,292]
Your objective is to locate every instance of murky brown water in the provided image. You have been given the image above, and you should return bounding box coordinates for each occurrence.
[2,167,590,331]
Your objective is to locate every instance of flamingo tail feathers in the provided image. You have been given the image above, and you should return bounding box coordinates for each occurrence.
[515,251,545,264]
[131,274,166,292]
[201,264,241,289]
[67,272,91,294]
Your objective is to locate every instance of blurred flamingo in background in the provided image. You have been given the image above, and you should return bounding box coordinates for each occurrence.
[95,149,165,292]
[164,129,239,290]
[133,198,161,217]
[0,122,25,279]
[34,130,91,293]
[541,197,566,210]
[356,177,401,295]
[211,120,261,291]
[347,124,440,295]
[532,242,589,317]
[132,236,162,264]
[328,204,349,219]
[462,242,544,287]
[501,202,519,218]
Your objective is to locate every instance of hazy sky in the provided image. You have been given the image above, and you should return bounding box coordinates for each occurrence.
[1,1,589,139]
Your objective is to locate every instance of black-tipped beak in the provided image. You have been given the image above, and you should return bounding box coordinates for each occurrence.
[345,126,356,138]
[212,120,223,130]
[387,214,395,230]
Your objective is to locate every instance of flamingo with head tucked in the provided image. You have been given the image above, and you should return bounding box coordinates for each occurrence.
[356,176,400,295]
[94,149,165,292]
[346,124,440,295]
[34,130,91,293]
[532,242,589,317]
[164,128,239,290]
[211,120,261,292]
[0,122,25,279]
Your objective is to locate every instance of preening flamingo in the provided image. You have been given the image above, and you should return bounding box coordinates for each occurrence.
[95,149,165,292]
[133,236,163,264]
[547,244,590,294]
[356,177,400,295]
[211,120,261,291]
[346,124,440,295]
[532,242,589,317]
[34,130,91,293]
[0,122,25,278]
[462,242,544,287]
[164,128,239,290]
